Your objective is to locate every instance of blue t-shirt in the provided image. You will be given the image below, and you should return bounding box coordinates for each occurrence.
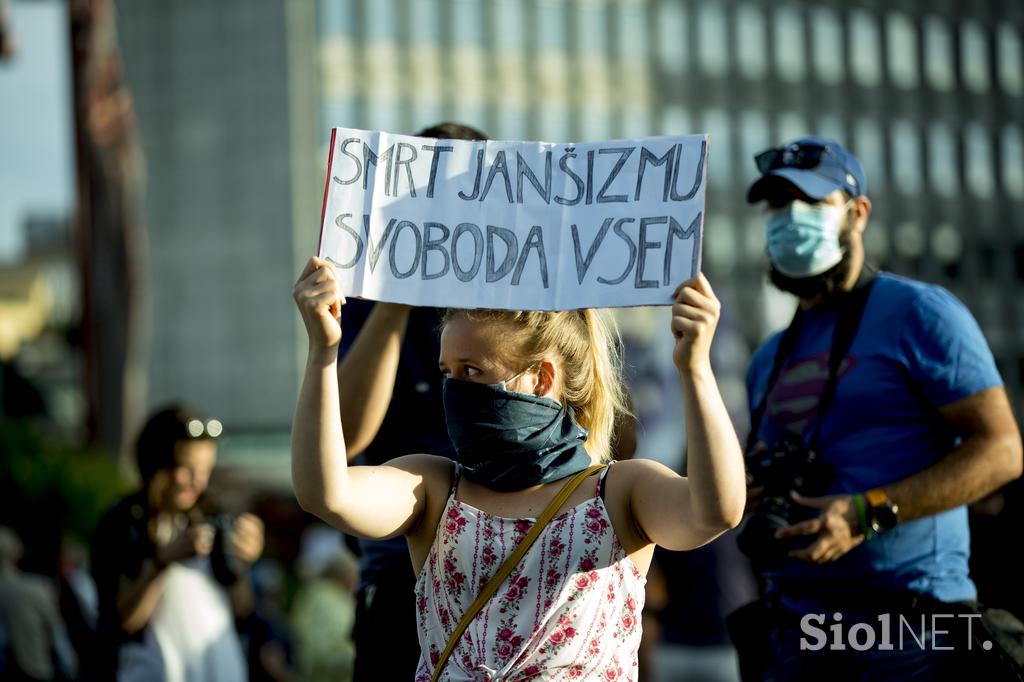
[339,300,453,586]
[746,273,1003,608]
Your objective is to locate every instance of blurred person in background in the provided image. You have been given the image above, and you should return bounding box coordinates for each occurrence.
[240,560,297,682]
[733,137,1023,680]
[90,405,265,682]
[0,0,15,61]
[57,536,101,680]
[292,543,359,682]
[0,527,77,681]
[334,121,487,680]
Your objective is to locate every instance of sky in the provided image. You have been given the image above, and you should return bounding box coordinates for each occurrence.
[0,0,75,263]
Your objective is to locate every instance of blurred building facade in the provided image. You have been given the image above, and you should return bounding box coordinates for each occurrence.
[113,0,1023,453]
[318,0,1024,419]
[116,1,308,438]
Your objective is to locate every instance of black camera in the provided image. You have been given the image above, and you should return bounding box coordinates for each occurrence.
[736,432,831,573]
[209,513,244,586]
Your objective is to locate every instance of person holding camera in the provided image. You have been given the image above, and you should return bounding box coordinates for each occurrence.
[91,405,265,681]
[733,137,1023,680]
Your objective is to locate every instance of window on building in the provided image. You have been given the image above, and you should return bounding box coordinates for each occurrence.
[539,102,570,143]
[893,221,925,259]
[453,0,484,45]
[849,10,882,87]
[1001,125,1024,200]
[320,100,357,145]
[367,92,401,134]
[537,0,568,52]
[411,93,443,130]
[661,106,692,137]
[704,216,737,272]
[743,216,767,262]
[863,219,888,261]
[927,122,958,197]
[739,111,770,183]
[930,223,963,265]
[581,106,612,142]
[965,122,995,198]
[656,1,688,75]
[735,3,767,80]
[810,7,844,85]
[702,108,733,185]
[496,106,529,142]
[622,104,651,138]
[886,12,919,89]
[961,21,990,93]
[777,112,809,146]
[617,2,646,61]
[853,118,885,187]
[815,115,845,145]
[318,1,355,38]
[367,0,398,41]
[891,119,923,195]
[997,22,1024,96]
[492,0,525,54]
[923,15,955,92]
[773,4,806,83]
[410,0,440,44]
[577,0,607,56]
[696,2,729,77]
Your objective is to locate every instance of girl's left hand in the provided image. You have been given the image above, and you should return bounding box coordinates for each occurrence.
[670,273,720,373]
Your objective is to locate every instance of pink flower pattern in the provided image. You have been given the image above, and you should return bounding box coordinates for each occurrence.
[414,466,646,681]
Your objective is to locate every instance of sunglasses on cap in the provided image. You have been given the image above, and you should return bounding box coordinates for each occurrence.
[755,142,861,195]
[185,418,223,438]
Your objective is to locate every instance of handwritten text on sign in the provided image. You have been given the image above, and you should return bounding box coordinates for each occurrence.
[318,128,707,310]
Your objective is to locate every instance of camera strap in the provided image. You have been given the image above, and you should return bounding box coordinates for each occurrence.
[746,267,877,455]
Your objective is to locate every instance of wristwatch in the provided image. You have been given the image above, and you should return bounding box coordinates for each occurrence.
[864,488,900,535]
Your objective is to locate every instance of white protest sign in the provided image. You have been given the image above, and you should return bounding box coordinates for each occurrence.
[317,128,707,310]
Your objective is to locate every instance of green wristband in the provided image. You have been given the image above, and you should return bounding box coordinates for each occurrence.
[852,493,873,541]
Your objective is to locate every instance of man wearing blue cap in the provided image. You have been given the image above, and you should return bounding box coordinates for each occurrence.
[735,137,1022,679]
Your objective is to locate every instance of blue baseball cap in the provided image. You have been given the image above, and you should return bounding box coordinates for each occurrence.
[746,136,867,203]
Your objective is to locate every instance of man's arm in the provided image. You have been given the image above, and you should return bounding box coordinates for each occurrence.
[878,386,1022,521]
[337,303,411,460]
[779,386,1022,562]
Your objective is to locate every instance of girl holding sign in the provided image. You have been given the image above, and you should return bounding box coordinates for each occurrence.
[291,256,745,681]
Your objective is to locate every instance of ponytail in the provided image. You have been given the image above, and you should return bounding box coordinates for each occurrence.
[571,309,629,462]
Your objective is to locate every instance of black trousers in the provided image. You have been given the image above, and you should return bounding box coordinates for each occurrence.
[353,559,421,681]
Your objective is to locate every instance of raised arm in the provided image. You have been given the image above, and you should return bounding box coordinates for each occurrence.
[291,257,439,539]
[338,302,411,459]
[627,274,747,550]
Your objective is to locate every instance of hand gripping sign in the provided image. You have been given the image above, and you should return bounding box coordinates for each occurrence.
[318,128,708,311]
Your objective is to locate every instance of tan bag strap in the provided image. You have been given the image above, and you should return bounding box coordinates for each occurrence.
[429,463,607,682]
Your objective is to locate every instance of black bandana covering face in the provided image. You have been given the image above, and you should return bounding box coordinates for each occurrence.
[441,378,593,492]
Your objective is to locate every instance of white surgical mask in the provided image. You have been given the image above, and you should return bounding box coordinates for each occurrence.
[765,200,850,278]
[497,369,530,394]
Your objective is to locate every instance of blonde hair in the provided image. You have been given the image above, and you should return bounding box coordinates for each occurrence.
[442,308,630,462]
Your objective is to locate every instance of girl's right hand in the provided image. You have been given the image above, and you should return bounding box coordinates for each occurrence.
[293,256,345,352]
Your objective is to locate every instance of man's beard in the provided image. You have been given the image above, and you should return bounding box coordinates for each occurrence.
[768,230,854,300]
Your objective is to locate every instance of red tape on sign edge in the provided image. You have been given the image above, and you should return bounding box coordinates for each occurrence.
[317,128,338,257]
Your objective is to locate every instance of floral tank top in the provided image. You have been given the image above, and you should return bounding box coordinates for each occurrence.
[414,463,646,681]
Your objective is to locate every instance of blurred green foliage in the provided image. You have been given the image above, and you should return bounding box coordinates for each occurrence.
[0,418,130,573]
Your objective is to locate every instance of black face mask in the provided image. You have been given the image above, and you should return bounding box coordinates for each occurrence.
[442,378,593,492]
